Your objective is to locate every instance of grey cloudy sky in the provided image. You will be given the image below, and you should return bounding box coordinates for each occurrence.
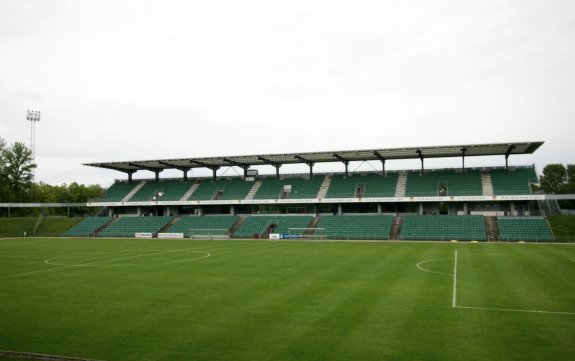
[1,0,574,186]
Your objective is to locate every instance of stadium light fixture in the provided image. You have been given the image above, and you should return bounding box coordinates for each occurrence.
[26,110,41,176]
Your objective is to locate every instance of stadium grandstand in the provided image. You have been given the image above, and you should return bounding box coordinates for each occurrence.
[54,141,569,241]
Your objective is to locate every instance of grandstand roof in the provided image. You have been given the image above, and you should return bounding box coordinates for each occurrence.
[84,141,543,173]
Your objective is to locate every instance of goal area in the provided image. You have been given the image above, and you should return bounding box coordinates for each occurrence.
[189,228,230,240]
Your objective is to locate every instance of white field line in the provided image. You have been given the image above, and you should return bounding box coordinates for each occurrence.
[454,305,575,315]
[453,250,575,316]
[168,251,211,263]
[0,248,159,278]
[0,349,107,361]
[568,257,575,263]
[452,249,458,308]
[2,249,210,278]
[44,249,187,267]
[416,258,454,277]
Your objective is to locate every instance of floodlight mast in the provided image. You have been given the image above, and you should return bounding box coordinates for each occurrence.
[26,110,41,176]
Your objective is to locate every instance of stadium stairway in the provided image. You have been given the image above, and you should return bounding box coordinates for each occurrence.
[181,182,201,201]
[481,171,494,196]
[395,173,407,197]
[307,216,321,230]
[123,180,147,202]
[244,180,263,200]
[229,216,246,236]
[96,218,115,235]
[390,216,403,240]
[160,217,180,233]
[484,216,499,241]
[316,176,332,199]
[95,217,120,236]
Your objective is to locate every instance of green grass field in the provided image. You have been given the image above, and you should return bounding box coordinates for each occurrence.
[0,238,574,361]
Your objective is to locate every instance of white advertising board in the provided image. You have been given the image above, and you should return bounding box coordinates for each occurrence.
[135,232,153,238]
[158,233,185,239]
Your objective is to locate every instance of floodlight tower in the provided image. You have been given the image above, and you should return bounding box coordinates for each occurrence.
[26,110,41,174]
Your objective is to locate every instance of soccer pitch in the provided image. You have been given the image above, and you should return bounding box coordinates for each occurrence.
[0,239,574,361]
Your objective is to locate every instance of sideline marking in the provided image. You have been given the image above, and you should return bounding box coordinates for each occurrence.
[0,349,107,361]
[452,249,458,308]
[416,258,453,277]
[454,305,575,316]
[568,257,575,263]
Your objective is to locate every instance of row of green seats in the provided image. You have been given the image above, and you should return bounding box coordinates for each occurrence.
[316,215,393,239]
[233,216,313,238]
[99,216,174,238]
[490,168,537,195]
[406,170,482,197]
[167,215,239,237]
[326,174,398,198]
[128,180,196,202]
[400,215,487,241]
[64,217,112,237]
[189,178,254,200]
[254,177,325,199]
[497,217,554,241]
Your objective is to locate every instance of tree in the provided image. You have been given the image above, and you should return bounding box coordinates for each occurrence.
[540,164,566,194]
[2,142,36,202]
[0,137,7,202]
[567,164,575,184]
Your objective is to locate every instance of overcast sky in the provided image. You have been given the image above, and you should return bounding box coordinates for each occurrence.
[1,0,574,186]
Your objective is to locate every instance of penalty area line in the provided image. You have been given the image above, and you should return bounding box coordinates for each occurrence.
[451,250,575,316]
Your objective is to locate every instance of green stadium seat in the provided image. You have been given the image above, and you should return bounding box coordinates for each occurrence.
[233,216,313,238]
[99,216,174,238]
[490,167,538,195]
[326,173,398,198]
[400,215,487,241]
[405,170,482,197]
[497,217,554,241]
[189,178,254,200]
[100,181,140,202]
[315,215,394,240]
[128,180,195,202]
[166,215,239,237]
[64,217,112,237]
[254,177,324,199]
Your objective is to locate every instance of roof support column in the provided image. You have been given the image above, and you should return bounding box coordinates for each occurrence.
[128,171,135,183]
[222,158,251,179]
[257,156,281,179]
[211,167,219,181]
[416,149,424,173]
[505,145,516,171]
[373,151,386,176]
[155,170,161,182]
[295,155,314,179]
[182,169,189,182]
[461,147,467,171]
[333,154,350,176]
